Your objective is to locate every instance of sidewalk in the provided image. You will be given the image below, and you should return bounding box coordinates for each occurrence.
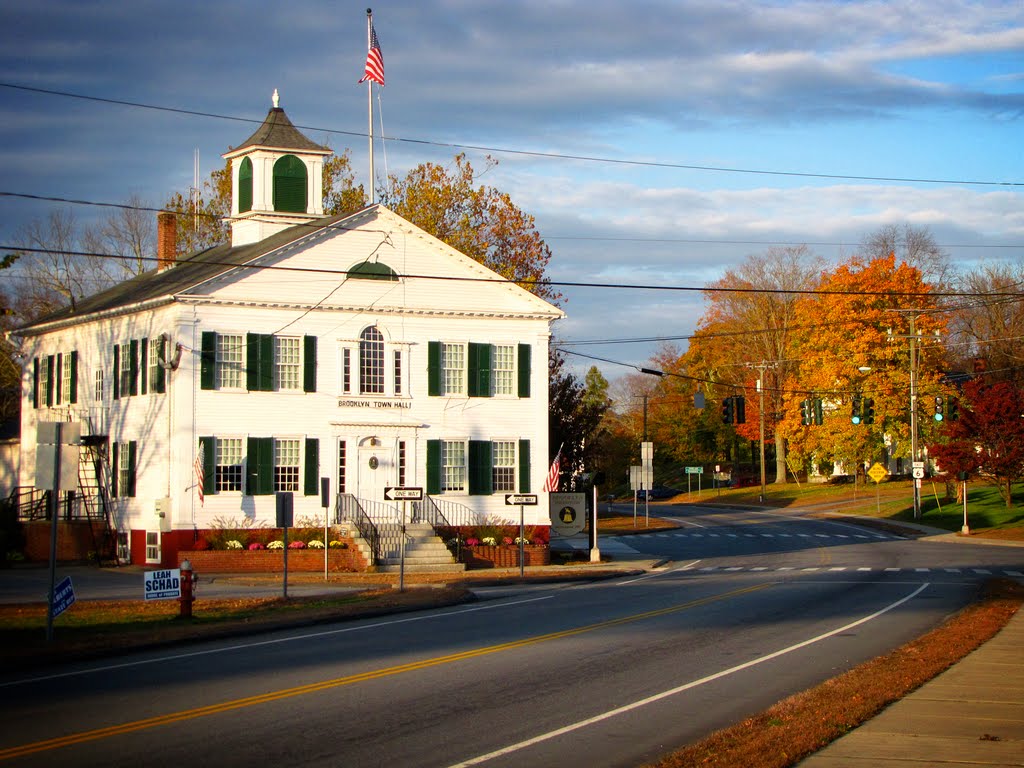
[796,606,1024,767]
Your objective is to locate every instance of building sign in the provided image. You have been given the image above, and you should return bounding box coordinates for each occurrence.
[337,399,412,409]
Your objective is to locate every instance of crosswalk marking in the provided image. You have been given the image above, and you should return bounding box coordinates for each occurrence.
[645,564,1022,578]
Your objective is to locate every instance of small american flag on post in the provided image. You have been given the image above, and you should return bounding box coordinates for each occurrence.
[359,23,385,86]
[542,443,563,493]
[194,442,205,506]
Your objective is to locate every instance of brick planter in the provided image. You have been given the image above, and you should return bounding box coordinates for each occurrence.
[462,545,549,569]
[178,547,368,573]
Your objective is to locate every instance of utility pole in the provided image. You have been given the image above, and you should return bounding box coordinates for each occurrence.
[749,361,775,504]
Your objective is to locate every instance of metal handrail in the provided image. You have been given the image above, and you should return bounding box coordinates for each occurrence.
[336,493,382,563]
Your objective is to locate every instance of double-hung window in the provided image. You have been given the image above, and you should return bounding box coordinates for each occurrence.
[492,441,516,492]
[442,440,466,492]
[37,358,50,408]
[118,343,133,396]
[215,438,243,492]
[442,343,465,395]
[274,438,301,492]
[216,334,244,389]
[274,337,302,390]
[492,345,515,396]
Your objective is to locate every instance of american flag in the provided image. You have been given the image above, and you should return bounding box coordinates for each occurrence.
[194,442,205,506]
[542,443,563,493]
[359,24,385,86]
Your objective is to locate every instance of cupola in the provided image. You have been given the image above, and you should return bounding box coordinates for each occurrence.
[223,90,332,247]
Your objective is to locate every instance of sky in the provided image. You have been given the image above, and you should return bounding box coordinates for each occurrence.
[1,0,1022,382]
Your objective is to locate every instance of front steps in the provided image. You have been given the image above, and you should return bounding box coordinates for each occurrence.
[376,522,465,573]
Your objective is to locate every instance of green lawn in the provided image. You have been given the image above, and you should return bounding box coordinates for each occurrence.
[655,477,1024,536]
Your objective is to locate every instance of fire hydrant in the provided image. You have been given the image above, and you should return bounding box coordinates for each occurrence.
[179,559,197,619]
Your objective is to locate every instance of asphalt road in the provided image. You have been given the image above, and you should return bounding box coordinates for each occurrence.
[1,505,1020,768]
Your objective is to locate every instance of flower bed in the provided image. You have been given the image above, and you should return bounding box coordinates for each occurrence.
[461,544,549,569]
[178,545,367,573]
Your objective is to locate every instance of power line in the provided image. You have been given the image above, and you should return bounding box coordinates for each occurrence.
[6,243,1024,301]
[3,81,1022,188]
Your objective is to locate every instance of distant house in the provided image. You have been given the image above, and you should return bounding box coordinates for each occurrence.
[15,96,563,566]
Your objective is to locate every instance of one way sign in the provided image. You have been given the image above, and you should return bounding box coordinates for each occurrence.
[384,486,423,501]
[504,494,538,505]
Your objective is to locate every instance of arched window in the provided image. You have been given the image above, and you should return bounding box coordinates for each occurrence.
[273,155,307,213]
[238,157,253,213]
[359,326,384,394]
[348,261,398,281]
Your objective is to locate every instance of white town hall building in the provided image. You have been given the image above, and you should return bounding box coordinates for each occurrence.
[16,96,564,567]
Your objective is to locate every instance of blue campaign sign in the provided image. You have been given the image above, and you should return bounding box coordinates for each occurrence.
[51,576,75,618]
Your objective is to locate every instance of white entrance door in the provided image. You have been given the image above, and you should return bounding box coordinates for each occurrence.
[357,438,388,504]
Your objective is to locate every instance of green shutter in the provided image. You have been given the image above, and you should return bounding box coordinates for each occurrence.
[111,442,119,497]
[32,358,39,409]
[154,342,166,394]
[246,333,258,391]
[468,343,492,398]
[45,355,55,406]
[303,336,317,392]
[517,344,531,398]
[304,438,319,496]
[126,441,137,498]
[55,354,62,405]
[273,155,307,213]
[68,351,78,404]
[129,340,139,396]
[246,437,274,496]
[112,345,120,400]
[426,439,441,495]
[238,157,253,213]
[139,338,148,395]
[200,331,216,390]
[199,437,216,496]
[468,440,492,496]
[427,341,441,396]
[518,439,531,493]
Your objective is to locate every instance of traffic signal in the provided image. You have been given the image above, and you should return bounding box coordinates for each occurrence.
[948,397,958,421]
[735,396,746,424]
[813,398,824,425]
[800,399,812,425]
[863,398,875,425]
[934,396,944,422]
[851,395,862,425]
[721,396,734,424]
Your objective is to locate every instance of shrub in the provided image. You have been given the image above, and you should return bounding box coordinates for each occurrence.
[248,542,265,551]
[288,540,306,549]
[192,538,211,551]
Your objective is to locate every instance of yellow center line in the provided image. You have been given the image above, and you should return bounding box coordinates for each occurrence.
[0,582,771,761]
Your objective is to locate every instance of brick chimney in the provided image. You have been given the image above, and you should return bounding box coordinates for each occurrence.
[157,212,177,271]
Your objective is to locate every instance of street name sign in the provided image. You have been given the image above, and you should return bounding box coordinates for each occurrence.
[384,486,423,501]
[685,466,704,475]
[505,494,538,505]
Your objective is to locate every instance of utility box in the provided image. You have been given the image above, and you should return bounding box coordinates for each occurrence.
[155,497,172,532]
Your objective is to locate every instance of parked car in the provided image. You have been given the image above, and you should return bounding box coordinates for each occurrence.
[642,485,682,500]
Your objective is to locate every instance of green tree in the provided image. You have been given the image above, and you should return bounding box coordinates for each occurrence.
[548,353,609,490]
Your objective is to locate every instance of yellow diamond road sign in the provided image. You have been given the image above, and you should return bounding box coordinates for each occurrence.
[867,463,888,483]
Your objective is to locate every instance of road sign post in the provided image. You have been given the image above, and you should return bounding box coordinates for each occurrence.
[505,494,538,577]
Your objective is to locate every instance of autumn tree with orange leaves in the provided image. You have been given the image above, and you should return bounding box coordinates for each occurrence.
[785,253,948,478]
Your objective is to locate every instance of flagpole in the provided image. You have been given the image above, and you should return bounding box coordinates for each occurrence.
[366,8,375,204]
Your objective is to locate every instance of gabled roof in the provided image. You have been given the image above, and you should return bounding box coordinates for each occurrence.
[227,106,329,156]
[17,204,563,335]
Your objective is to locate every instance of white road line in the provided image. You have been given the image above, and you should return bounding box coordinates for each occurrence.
[973,569,992,575]
[617,560,702,585]
[944,568,961,573]
[447,584,930,768]
[1007,571,1023,577]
